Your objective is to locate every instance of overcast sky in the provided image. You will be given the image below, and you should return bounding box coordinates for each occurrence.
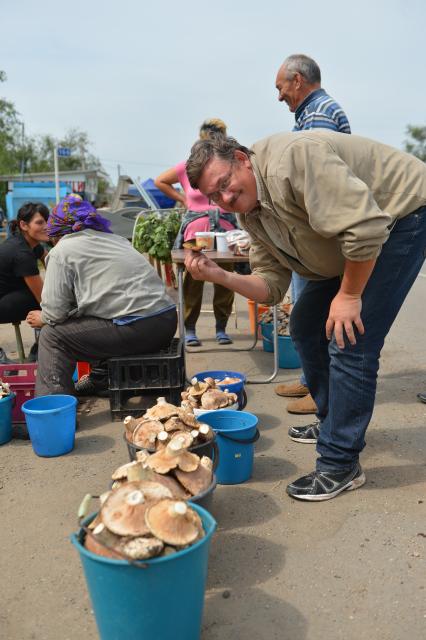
[2,0,425,184]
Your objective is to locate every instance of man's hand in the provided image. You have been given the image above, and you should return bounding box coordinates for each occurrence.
[184,251,226,284]
[26,310,44,328]
[326,291,364,349]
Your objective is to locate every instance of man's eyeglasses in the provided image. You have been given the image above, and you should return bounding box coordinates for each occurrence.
[207,164,235,204]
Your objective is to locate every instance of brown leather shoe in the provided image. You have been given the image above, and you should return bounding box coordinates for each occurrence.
[286,393,318,414]
[275,381,309,397]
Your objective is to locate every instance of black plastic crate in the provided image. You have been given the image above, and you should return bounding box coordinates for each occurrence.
[108,338,184,391]
[109,386,183,421]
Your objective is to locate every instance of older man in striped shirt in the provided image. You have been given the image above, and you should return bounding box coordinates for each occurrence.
[275,54,351,419]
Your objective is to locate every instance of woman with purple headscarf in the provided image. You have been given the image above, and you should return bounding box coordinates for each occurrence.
[27,195,177,397]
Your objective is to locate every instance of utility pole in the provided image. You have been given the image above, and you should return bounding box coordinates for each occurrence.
[54,146,60,204]
[20,122,25,179]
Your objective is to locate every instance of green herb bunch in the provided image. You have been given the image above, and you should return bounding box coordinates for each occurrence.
[133,211,181,263]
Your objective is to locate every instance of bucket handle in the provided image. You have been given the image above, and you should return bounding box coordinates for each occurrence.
[238,388,248,410]
[217,427,260,445]
[211,439,220,472]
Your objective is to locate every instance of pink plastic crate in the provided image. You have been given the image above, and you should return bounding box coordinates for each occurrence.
[0,363,37,423]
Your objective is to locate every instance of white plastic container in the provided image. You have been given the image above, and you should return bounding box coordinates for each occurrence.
[215,232,228,253]
[195,232,215,251]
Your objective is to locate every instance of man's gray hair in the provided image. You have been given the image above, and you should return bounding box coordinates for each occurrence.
[283,54,321,85]
[186,136,253,189]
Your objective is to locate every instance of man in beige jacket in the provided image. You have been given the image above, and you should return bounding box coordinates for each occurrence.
[183,130,426,501]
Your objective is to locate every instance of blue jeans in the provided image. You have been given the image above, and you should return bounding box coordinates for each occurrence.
[291,273,308,386]
[290,207,426,472]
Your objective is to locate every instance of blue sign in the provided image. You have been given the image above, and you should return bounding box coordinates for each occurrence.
[57,147,71,157]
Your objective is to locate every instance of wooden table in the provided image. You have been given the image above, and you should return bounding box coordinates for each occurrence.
[171,249,279,384]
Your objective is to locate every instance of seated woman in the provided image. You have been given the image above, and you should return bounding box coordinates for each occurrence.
[0,202,49,363]
[26,194,177,396]
[154,118,238,347]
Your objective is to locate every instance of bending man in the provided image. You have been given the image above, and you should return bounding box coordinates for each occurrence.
[183,131,426,502]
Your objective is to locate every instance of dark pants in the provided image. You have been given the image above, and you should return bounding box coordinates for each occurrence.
[183,263,234,331]
[35,308,177,396]
[290,208,426,472]
[0,288,40,324]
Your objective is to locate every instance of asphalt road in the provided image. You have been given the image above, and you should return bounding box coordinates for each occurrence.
[0,277,425,640]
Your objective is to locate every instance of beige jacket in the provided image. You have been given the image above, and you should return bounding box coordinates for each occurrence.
[239,131,426,304]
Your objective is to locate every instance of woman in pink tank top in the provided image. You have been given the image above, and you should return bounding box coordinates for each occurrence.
[155,119,238,347]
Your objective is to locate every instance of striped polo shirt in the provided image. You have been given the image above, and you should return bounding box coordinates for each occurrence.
[293,88,351,133]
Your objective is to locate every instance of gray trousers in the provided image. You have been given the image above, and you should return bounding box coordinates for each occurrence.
[35,309,177,396]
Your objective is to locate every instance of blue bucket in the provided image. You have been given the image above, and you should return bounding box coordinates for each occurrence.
[200,410,259,484]
[194,370,247,409]
[22,394,77,457]
[0,393,15,445]
[71,504,217,640]
[261,326,300,369]
[260,322,274,353]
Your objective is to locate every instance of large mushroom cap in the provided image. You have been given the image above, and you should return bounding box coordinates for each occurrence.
[145,499,204,546]
[144,397,180,421]
[200,389,230,410]
[146,438,200,474]
[175,462,213,496]
[101,481,172,537]
[132,419,164,448]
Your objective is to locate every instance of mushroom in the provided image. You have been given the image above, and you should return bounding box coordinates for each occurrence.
[175,460,213,496]
[177,409,199,428]
[123,415,143,435]
[163,416,188,433]
[144,397,179,421]
[180,400,195,413]
[169,431,194,449]
[145,499,204,546]
[200,389,230,410]
[134,450,189,497]
[84,522,123,559]
[204,377,216,389]
[156,430,170,449]
[197,423,214,441]
[118,536,164,560]
[188,381,209,398]
[101,481,173,537]
[216,376,241,386]
[132,419,164,449]
[146,437,199,474]
[111,461,140,481]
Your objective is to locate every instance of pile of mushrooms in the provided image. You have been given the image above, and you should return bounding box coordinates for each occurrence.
[84,484,204,561]
[259,302,291,336]
[111,441,214,500]
[0,380,11,398]
[83,436,214,561]
[181,377,238,411]
[123,397,215,452]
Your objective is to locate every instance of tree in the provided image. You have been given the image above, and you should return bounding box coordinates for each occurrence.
[0,70,24,175]
[404,125,426,162]
[25,128,104,174]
